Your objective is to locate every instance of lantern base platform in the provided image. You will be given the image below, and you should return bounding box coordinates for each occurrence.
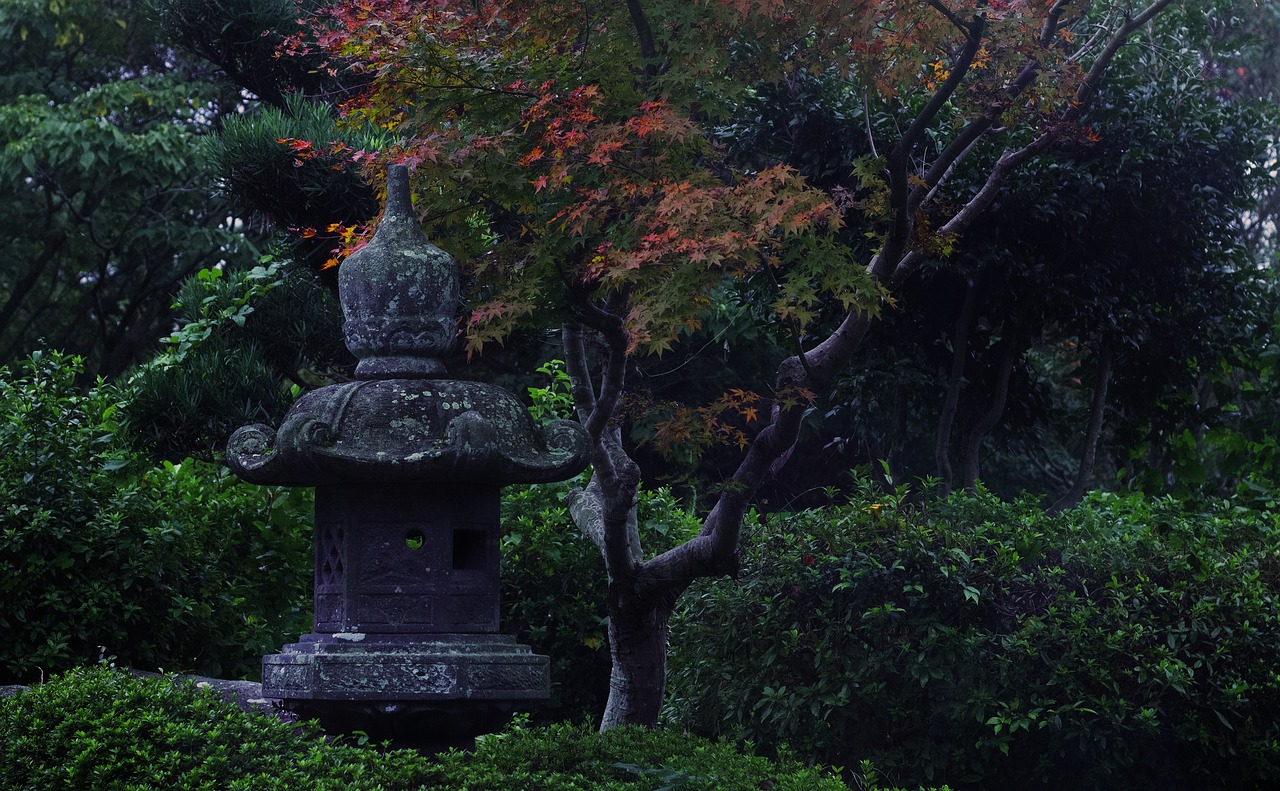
[262,632,548,748]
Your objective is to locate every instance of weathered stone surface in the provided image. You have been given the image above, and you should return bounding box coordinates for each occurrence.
[226,162,589,486]
[262,634,549,702]
[310,484,502,634]
[339,164,459,379]
[226,379,588,485]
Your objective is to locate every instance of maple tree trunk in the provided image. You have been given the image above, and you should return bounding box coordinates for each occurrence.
[563,314,875,729]
[1050,339,1113,513]
[600,587,676,729]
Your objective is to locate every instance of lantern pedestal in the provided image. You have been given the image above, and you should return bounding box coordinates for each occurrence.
[262,633,548,747]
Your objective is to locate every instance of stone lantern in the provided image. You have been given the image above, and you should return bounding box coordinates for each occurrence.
[226,165,589,744]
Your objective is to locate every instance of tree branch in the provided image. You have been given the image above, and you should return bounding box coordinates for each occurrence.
[641,309,877,589]
[909,58,1041,220]
[893,15,987,159]
[960,327,1022,489]
[624,0,659,74]
[568,468,643,579]
[562,309,643,583]
[935,278,979,493]
[562,322,598,424]
[574,300,629,438]
[1076,0,1177,109]
[875,14,986,282]
[1039,0,1078,48]
[925,0,973,35]
[0,232,66,339]
[1050,336,1113,513]
[890,0,1172,289]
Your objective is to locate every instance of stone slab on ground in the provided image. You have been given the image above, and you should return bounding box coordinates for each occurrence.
[169,674,296,723]
[0,673,295,725]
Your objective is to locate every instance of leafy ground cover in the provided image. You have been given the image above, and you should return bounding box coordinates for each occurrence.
[0,666,875,791]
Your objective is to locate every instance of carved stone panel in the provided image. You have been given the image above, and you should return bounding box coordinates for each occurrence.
[313,483,502,634]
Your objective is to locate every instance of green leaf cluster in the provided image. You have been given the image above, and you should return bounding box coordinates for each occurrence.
[0,351,313,682]
[204,92,390,273]
[0,0,258,378]
[430,720,850,791]
[667,484,1280,789]
[0,666,434,790]
[121,257,351,461]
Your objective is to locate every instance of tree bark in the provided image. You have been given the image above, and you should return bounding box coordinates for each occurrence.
[1050,339,1114,513]
[960,330,1021,489]
[599,587,677,729]
[935,280,979,493]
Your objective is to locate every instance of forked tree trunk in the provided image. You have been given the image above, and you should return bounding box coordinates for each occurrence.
[552,0,1175,731]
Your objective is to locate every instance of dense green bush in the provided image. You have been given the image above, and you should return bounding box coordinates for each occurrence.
[666,483,1280,790]
[435,718,850,790]
[0,666,860,790]
[500,477,610,723]
[0,666,434,790]
[0,352,313,683]
[501,476,700,724]
[123,259,353,461]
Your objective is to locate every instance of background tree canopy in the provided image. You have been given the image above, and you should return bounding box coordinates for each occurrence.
[0,0,260,379]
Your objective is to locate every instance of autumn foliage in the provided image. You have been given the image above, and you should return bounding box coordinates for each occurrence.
[268,0,1180,726]
[277,0,1138,362]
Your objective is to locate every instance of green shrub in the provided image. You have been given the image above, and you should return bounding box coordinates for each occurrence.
[0,666,434,790]
[666,482,1280,790]
[435,719,851,790]
[0,666,863,790]
[122,259,351,461]
[0,351,313,683]
[500,477,701,724]
[501,477,611,724]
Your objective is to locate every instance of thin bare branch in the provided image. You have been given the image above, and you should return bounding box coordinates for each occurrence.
[920,133,981,208]
[875,15,986,282]
[893,14,987,159]
[938,135,1049,233]
[575,302,628,438]
[901,0,1175,281]
[1077,0,1178,108]
[863,91,879,159]
[1068,10,1117,63]
[909,58,1040,218]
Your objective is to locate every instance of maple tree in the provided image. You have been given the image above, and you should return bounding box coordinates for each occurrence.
[277,0,1187,727]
